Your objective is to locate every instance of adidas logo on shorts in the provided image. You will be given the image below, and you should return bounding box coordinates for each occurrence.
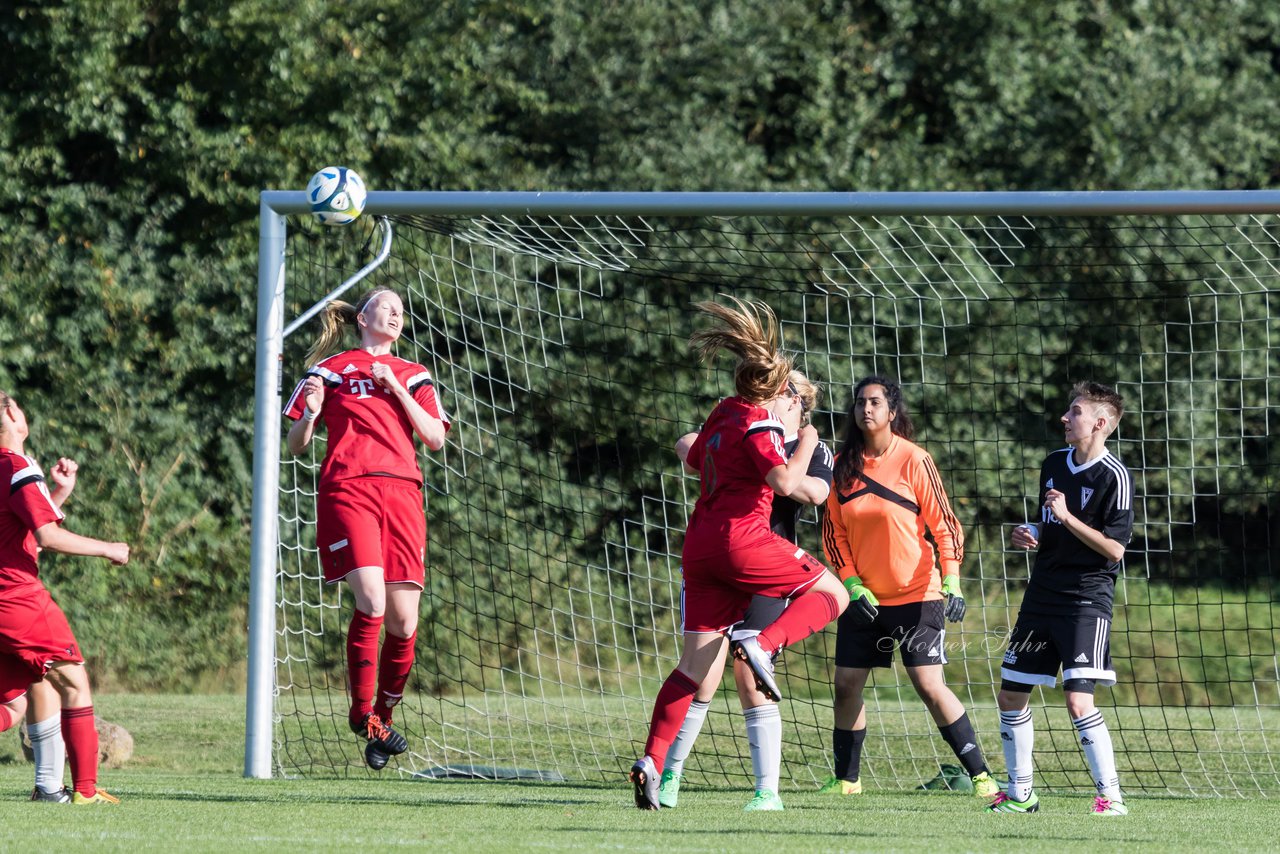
[1074,653,1089,663]
[928,647,940,658]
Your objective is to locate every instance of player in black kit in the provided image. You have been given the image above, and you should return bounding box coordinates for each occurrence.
[987,381,1135,817]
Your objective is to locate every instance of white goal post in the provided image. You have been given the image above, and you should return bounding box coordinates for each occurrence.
[249,190,1280,795]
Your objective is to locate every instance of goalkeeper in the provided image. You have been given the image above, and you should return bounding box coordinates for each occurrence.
[819,376,998,798]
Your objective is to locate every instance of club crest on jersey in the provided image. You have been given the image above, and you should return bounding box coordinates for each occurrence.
[1081,487,1094,507]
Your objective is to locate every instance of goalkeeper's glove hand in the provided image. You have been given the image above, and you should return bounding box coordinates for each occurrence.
[941,575,966,622]
[842,577,879,626]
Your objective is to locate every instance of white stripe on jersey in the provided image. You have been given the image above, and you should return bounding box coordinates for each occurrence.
[308,366,342,386]
[405,371,432,392]
[746,417,784,434]
[10,457,64,521]
[10,462,41,487]
[1100,454,1131,510]
[283,378,307,416]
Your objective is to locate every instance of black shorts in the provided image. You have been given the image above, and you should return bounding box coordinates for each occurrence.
[999,611,1115,688]
[835,600,946,669]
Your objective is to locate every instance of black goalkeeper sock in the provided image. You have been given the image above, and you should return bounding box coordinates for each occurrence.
[939,712,988,777]
[833,727,867,781]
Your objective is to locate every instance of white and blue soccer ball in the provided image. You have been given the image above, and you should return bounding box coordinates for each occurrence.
[306,166,367,226]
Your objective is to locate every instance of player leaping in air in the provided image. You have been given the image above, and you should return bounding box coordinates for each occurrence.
[629,297,849,812]
[988,381,1134,816]
[658,368,835,811]
[286,287,450,770]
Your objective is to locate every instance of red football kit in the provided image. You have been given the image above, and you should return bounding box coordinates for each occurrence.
[285,349,451,586]
[681,397,826,633]
[0,449,83,703]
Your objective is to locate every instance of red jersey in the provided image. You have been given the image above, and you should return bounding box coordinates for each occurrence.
[0,448,64,589]
[284,349,451,487]
[682,397,788,560]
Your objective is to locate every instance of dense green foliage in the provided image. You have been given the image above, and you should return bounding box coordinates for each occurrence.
[2,2,1280,688]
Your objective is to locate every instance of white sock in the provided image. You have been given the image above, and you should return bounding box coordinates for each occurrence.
[744,703,782,794]
[999,709,1035,802]
[664,700,710,777]
[29,714,66,794]
[1073,710,1122,800]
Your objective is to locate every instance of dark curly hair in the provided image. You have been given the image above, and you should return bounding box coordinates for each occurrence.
[832,375,916,490]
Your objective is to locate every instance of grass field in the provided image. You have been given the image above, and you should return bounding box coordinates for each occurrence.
[1,695,1278,852]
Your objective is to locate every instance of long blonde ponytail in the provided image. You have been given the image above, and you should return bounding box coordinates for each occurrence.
[690,297,792,404]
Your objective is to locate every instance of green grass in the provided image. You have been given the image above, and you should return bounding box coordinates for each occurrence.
[1,695,1279,852]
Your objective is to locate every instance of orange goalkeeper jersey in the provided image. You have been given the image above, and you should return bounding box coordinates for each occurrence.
[820,435,964,606]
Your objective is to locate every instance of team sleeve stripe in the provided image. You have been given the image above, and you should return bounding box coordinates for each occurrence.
[921,454,964,564]
[745,417,784,437]
[1101,455,1132,510]
[10,463,42,488]
[11,473,44,495]
[821,510,846,571]
[307,366,343,387]
[406,372,434,393]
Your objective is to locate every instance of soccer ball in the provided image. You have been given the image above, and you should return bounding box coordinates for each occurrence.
[306,166,367,226]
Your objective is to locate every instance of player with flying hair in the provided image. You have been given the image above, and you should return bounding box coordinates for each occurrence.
[630,297,849,812]
[820,376,999,799]
[285,287,450,770]
[657,368,835,809]
[988,381,1134,816]
[0,390,128,804]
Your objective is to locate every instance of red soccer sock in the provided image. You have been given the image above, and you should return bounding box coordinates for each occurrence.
[62,705,98,797]
[347,610,384,727]
[757,590,841,655]
[373,631,417,724]
[641,669,700,772]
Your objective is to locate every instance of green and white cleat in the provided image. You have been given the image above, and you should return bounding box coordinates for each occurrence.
[743,789,784,811]
[1090,796,1128,815]
[658,769,681,808]
[971,771,1001,798]
[985,791,1040,813]
[818,776,862,795]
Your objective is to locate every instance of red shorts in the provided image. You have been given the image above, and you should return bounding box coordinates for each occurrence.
[317,476,427,587]
[680,534,827,633]
[0,581,82,703]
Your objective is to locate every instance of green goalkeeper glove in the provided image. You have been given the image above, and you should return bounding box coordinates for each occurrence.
[941,575,966,622]
[843,577,879,626]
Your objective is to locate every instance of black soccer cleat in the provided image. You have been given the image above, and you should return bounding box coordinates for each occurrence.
[364,741,391,771]
[351,712,408,756]
[30,786,72,804]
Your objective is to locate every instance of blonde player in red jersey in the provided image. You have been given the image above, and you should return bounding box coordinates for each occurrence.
[657,370,834,810]
[630,298,849,812]
[0,390,129,804]
[285,287,450,769]
[820,376,998,798]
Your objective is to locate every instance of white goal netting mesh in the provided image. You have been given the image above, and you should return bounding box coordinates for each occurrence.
[270,209,1279,796]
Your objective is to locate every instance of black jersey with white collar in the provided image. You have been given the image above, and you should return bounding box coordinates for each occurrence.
[1020,447,1134,618]
[770,435,834,543]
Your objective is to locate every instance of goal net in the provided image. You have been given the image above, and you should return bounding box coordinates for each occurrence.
[252,193,1279,797]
